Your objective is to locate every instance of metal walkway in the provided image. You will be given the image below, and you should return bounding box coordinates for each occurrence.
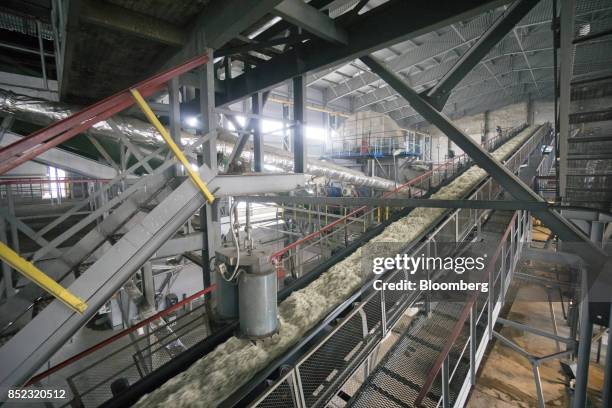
[347,212,515,408]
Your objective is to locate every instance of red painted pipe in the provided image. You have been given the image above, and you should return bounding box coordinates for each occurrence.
[0,53,210,174]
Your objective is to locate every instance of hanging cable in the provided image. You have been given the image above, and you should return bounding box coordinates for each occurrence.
[221,198,242,281]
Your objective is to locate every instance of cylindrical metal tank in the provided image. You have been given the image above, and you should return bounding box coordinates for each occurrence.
[215,275,239,320]
[238,267,278,338]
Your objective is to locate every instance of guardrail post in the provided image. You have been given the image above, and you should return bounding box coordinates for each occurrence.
[488,264,493,340]
[289,368,305,408]
[470,304,476,385]
[425,240,432,316]
[293,366,307,408]
[380,287,387,335]
[442,355,450,408]
[455,213,459,242]
[500,242,506,304]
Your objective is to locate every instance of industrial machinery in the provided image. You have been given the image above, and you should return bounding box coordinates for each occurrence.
[214,247,278,339]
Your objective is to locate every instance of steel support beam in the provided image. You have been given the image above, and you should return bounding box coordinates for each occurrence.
[252,93,263,172]
[558,0,576,199]
[58,0,81,99]
[216,0,509,107]
[0,218,14,298]
[273,0,348,45]
[141,262,155,308]
[573,296,592,408]
[199,49,218,297]
[168,77,182,176]
[236,196,553,211]
[226,91,270,168]
[425,0,540,110]
[0,132,118,179]
[293,76,306,173]
[161,0,284,70]
[360,55,606,286]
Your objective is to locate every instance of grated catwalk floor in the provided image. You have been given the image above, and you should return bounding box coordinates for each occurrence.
[347,212,515,408]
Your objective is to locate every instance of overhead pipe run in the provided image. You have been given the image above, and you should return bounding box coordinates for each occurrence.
[0,90,396,190]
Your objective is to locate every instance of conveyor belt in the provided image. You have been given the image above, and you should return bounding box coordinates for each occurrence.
[99,125,542,408]
[346,134,551,407]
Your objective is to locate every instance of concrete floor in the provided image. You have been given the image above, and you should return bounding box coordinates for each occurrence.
[467,258,606,408]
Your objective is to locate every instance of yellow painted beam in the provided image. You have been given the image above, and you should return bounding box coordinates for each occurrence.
[0,242,87,313]
[129,88,215,204]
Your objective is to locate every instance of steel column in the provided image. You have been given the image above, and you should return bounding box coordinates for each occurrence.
[35,20,48,90]
[226,91,271,168]
[557,0,576,199]
[252,92,263,172]
[168,77,182,176]
[573,299,592,408]
[199,48,219,295]
[141,262,155,309]
[0,218,14,298]
[293,75,306,173]
[602,303,612,407]
[360,55,606,287]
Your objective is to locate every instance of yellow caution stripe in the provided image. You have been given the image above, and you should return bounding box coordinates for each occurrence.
[0,242,87,313]
[130,88,215,204]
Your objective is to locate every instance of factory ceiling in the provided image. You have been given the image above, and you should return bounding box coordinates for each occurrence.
[0,0,610,125]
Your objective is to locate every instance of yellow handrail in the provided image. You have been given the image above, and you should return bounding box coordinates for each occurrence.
[129,88,215,204]
[0,242,87,313]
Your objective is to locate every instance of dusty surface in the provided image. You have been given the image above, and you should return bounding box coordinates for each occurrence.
[467,261,605,408]
[135,127,539,407]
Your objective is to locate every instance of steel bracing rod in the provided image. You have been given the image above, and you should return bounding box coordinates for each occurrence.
[493,331,531,357]
[33,145,166,243]
[360,55,607,286]
[425,0,540,110]
[534,349,573,363]
[32,132,211,261]
[86,135,121,173]
[496,317,575,344]
[236,196,552,211]
[226,91,270,167]
[107,119,154,173]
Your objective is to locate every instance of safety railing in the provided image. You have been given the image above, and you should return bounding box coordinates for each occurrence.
[414,210,529,408]
[24,284,216,407]
[328,132,422,158]
[270,124,528,279]
[0,177,112,204]
[250,124,540,408]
